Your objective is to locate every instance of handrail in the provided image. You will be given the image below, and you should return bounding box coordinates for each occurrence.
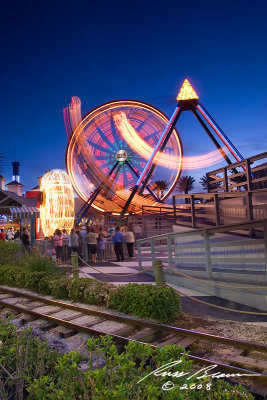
[137,218,266,243]
[207,151,267,176]
[173,189,267,199]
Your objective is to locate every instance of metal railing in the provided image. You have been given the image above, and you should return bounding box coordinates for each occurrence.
[137,219,267,284]
[173,190,267,228]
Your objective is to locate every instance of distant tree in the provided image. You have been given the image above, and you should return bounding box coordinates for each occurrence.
[199,175,222,192]
[176,175,195,194]
[152,180,169,199]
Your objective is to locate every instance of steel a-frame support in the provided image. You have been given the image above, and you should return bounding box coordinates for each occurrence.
[125,161,161,202]
[120,105,182,217]
[76,161,120,224]
[120,79,244,217]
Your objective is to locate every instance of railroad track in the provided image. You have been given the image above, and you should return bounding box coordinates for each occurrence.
[0,284,266,399]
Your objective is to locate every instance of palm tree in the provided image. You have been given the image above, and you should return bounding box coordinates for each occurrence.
[176,175,195,203]
[177,175,195,194]
[151,180,169,199]
[199,175,221,192]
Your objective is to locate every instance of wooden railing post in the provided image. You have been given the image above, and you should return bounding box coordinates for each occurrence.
[172,196,177,224]
[246,159,253,191]
[153,259,166,287]
[246,192,253,221]
[214,194,220,226]
[191,195,196,228]
[223,168,228,192]
[206,173,210,193]
[203,230,212,278]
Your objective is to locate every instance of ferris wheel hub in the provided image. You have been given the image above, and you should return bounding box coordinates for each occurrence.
[115,150,128,163]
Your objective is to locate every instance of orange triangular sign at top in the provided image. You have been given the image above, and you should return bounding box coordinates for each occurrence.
[177,79,199,101]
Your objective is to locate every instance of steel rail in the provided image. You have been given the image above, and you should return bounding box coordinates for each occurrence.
[0,290,266,383]
[1,285,267,354]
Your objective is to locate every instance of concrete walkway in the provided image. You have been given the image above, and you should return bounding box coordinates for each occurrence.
[79,257,267,323]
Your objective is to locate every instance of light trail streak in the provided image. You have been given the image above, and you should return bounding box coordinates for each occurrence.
[113,111,227,170]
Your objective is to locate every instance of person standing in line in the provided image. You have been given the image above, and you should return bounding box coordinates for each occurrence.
[97,226,106,261]
[7,229,14,241]
[21,227,30,253]
[14,230,20,241]
[0,229,5,241]
[80,225,87,259]
[62,229,69,261]
[75,225,83,266]
[68,228,79,255]
[53,229,63,265]
[124,226,135,257]
[133,224,142,241]
[112,226,124,262]
[62,229,69,239]
[86,227,98,263]
[80,226,87,239]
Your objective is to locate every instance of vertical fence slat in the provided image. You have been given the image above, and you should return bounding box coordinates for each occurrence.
[167,235,173,270]
[203,230,212,278]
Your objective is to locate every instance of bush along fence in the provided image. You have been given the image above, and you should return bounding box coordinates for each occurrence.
[0,320,253,400]
[0,250,181,324]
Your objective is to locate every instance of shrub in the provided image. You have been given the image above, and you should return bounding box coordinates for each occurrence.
[67,278,94,302]
[24,271,49,290]
[0,321,254,400]
[20,253,60,275]
[67,278,113,305]
[0,319,59,399]
[0,265,27,287]
[49,276,72,299]
[83,280,113,305]
[0,241,21,264]
[38,275,53,295]
[28,333,253,400]
[109,283,181,323]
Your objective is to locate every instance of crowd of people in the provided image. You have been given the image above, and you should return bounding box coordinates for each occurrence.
[0,228,21,242]
[46,223,140,265]
[0,227,31,253]
[1,223,142,265]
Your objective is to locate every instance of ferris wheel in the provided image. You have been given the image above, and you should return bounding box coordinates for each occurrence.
[66,99,183,215]
[65,79,244,219]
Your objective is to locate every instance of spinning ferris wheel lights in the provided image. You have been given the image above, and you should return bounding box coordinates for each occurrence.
[113,111,227,170]
[64,78,244,217]
[66,99,182,216]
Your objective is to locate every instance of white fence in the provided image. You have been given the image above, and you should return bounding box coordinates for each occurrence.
[137,220,267,311]
[137,220,267,283]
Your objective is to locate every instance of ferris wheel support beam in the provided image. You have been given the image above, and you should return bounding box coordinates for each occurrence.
[138,122,180,196]
[120,106,182,217]
[76,161,120,224]
[191,109,233,166]
[125,161,162,202]
[197,103,244,162]
[194,104,246,173]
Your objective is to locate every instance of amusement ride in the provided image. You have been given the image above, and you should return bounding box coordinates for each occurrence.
[64,79,244,221]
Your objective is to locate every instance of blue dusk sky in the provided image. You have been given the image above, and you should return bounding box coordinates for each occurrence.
[1,0,267,193]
